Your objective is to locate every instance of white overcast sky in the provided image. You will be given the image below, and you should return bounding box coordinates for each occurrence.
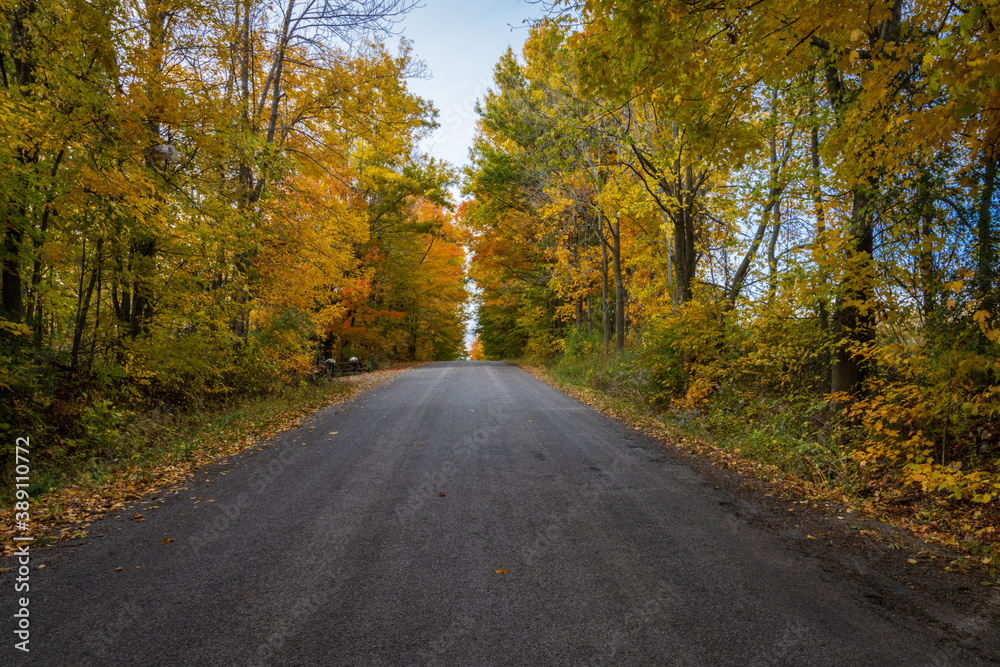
[395,0,540,176]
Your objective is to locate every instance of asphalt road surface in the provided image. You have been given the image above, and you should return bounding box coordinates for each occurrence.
[5,361,1000,665]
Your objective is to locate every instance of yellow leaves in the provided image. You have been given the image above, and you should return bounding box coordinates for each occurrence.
[902,458,997,505]
[973,310,998,341]
[538,192,579,222]
[495,568,508,574]
[0,319,31,337]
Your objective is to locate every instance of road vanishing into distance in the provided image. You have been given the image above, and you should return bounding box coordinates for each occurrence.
[5,361,1000,665]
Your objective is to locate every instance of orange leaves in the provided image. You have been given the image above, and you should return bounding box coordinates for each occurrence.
[469,335,487,361]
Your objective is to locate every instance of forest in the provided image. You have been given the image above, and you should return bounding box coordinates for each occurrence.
[3,0,999,570]
[464,1,1000,555]
[0,0,468,487]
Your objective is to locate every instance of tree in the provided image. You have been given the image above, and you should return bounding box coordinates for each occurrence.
[0,0,468,473]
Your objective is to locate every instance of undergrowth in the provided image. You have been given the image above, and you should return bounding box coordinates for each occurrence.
[542,330,1000,584]
[0,376,358,510]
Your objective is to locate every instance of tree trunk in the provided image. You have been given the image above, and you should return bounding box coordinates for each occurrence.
[1,227,23,324]
[598,211,610,352]
[765,105,783,306]
[822,6,898,398]
[90,248,102,365]
[812,79,829,337]
[587,294,593,337]
[128,238,156,338]
[238,0,253,196]
[662,212,676,313]
[407,311,418,360]
[766,197,782,306]
[830,188,875,397]
[264,0,295,150]
[26,151,65,343]
[71,239,102,374]
[976,144,996,317]
[612,213,625,352]
[1,1,39,326]
[917,174,936,320]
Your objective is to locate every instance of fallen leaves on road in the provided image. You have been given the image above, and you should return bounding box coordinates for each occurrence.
[495,569,508,574]
[162,538,175,544]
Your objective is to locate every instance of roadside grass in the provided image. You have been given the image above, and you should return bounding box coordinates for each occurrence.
[518,351,1000,588]
[1,369,404,557]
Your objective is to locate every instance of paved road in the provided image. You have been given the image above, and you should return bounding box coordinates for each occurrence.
[4,361,1000,665]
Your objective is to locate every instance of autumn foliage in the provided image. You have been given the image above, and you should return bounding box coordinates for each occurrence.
[464,5,1000,550]
[0,1,466,487]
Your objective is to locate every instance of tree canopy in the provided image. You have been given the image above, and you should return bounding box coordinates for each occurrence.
[1,0,468,458]
[463,3,1000,509]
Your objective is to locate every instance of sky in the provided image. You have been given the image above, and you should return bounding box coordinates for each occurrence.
[392,1,541,351]
[395,0,541,177]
